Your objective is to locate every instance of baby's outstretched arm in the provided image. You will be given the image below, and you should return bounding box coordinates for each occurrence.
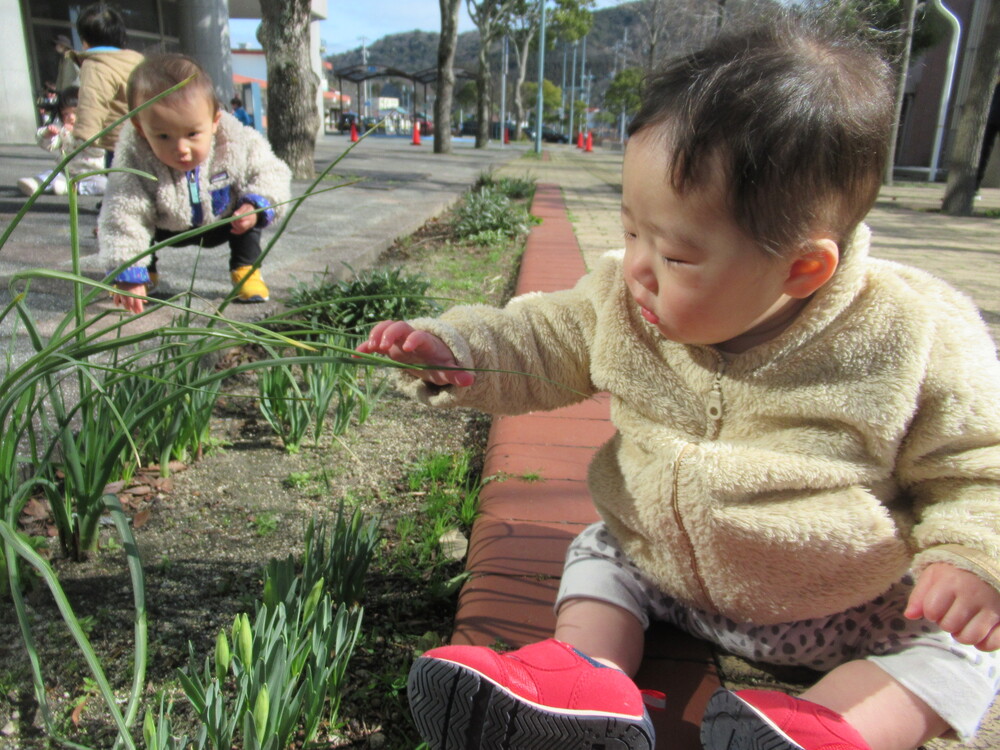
[906,562,1000,651]
[357,320,475,388]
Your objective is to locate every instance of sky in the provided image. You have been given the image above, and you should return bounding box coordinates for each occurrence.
[229,1,622,56]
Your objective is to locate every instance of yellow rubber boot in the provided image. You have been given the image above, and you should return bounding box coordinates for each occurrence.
[230,265,269,302]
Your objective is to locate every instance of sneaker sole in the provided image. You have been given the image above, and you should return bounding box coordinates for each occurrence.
[700,688,804,750]
[407,656,655,750]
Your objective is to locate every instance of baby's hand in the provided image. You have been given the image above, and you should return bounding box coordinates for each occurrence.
[230,203,257,235]
[906,562,1000,651]
[112,282,147,314]
[357,320,474,387]
[47,124,60,136]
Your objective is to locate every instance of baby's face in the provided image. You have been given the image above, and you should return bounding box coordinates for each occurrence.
[134,96,220,173]
[60,106,77,127]
[620,130,805,353]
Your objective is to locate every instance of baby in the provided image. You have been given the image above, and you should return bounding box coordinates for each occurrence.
[98,54,291,312]
[17,86,106,197]
[359,17,1000,750]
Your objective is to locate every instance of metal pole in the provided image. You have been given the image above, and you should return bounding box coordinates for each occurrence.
[534,0,547,154]
[500,35,508,148]
[561,42,568,136]
[928,0,961,182]
[569,41,577,141]
[579,35,587,136]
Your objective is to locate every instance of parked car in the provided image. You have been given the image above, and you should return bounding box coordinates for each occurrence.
[459,120,517,139]
[415,113,434,136]
[525,125,569,144]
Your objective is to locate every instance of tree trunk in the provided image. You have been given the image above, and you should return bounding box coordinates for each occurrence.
[435,0,462,154]
[257,0,319,179]
[942,0,1000,216]
[511,29,535,141]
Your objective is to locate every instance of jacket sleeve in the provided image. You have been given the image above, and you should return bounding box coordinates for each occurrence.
[96,127,158,273]
[232,120,292,226]
[36,125,59,153]
[393,258,618,415]
[898,284,1000,591]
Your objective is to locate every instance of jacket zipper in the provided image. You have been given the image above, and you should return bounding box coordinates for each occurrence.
[670,353,727,608]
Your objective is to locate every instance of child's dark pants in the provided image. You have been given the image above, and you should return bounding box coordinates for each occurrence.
[148,224,263,274]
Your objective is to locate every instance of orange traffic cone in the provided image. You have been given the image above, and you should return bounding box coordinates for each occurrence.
[576,131,584,149]
[585,131,593,152]
[350,122,359,142]
[504,127,510,144]
[411,121,422,146]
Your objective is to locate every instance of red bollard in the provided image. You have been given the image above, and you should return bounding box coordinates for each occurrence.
[411,121,422,146]
[504,127,510,145]
[350,122,359,142]
[576,131,584,149]
[585,131,593,152]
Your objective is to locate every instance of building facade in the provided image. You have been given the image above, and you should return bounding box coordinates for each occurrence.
[4,0,326,143]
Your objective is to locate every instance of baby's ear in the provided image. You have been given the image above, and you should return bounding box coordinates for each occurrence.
[783,238,839,299]
[131,117,145,139]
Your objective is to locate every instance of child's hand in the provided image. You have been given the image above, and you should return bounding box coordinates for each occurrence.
[357,320,475,387]
[230,203,257,235]
[47,124,60,136]
[906,562,1000,651]
[112,282,147,314]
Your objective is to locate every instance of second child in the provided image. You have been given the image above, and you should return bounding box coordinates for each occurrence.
[98,54,291,313]
[17,86,107,197]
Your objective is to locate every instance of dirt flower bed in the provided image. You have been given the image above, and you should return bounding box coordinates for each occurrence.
[0,201,526,749]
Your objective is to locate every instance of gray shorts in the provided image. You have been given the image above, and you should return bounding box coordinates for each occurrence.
[556,522,1000,741]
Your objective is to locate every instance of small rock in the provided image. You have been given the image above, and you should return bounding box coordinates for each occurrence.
[2,721,15,737]
[368,732,386,748]
[439,528,469,561]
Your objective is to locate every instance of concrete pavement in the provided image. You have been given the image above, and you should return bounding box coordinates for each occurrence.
[0,133,527,359]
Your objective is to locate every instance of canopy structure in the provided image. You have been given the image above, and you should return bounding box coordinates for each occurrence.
[335,63,475,121]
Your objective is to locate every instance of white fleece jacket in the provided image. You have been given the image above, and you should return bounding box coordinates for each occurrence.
[398,226,1000,624]
[97,112,291,271]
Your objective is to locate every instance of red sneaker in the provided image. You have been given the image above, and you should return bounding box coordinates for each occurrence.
[407,638,655,750]
[701,688,872,750]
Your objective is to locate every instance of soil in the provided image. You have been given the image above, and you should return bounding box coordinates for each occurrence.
[0,210,524,749]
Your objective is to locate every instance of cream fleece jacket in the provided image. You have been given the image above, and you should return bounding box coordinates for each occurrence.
[97,113,292,272]
[398,226,1000,624]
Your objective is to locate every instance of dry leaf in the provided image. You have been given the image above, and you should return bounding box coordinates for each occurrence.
[22,499,49,519]
[133,510,151,528]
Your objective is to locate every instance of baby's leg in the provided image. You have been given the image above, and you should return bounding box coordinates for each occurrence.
[555,597,646,676]
[801,659,948,750]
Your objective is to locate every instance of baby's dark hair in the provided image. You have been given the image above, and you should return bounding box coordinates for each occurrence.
[127,54,219,114]
[628,17,894,254]
[57,86,80,115]
[77,3,127,48]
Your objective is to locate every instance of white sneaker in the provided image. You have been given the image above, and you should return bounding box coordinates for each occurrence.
[17,177,39,196]
[52,179,68,195]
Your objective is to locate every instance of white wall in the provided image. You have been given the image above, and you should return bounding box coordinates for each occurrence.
[1,2,40,143]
